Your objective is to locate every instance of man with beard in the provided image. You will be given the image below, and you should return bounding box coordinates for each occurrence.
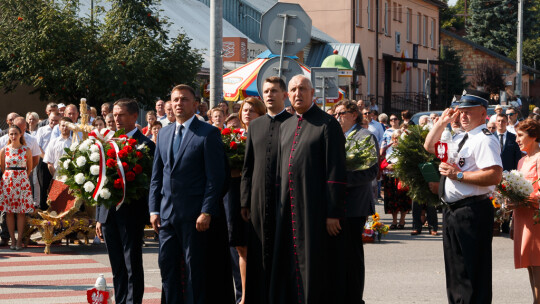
[240,76,292,303]
[334,99,379,303]
[270,75,347,304]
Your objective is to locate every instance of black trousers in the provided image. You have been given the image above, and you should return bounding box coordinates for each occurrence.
[102,215,145,304]
[412,201,438,232]
[345,217,367,304]
[36,159,52,210]
[443,198,493,304]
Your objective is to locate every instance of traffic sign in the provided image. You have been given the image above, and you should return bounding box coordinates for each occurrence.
[256,57,304,99]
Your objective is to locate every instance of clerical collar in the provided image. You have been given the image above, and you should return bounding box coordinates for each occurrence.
[176,114,196,130]
[267,108,286,119]
[345,124,357,137]
[296,103,315,118]
[126,128,138,137]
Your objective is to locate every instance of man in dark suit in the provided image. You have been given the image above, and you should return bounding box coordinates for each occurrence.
[495,113,522,171]
[95,98,155,304]
[495,113,522,233]
[334,100,379,303]
[149,84,227,304]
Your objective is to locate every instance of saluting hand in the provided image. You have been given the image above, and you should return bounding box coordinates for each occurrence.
[438,107,460,126]
[196,213,211,232]
[326,218,342,236]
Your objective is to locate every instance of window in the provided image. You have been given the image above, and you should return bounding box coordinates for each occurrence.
[406,9,411,41]
[398,67,402,83]
[417,13,421,44]
[423,15,428,46]
[367,0,372,30]
[393,2,397,20]
[367,58,373,95]
[384,1,388,35]
[431,19,436,48]
[395,32,401,53]
[356,0,362,27]
[398,4,402,22]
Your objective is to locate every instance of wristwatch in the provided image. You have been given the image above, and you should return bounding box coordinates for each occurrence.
[456,171,464,181]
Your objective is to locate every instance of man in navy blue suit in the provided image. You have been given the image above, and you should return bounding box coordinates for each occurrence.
[495,113,522,233]
[96,98,155,304]
[149,84,227,304]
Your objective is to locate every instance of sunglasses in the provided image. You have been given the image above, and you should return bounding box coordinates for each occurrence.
[507,113,516,116]
[390,118,399,121]
[334,111,352,117]
[362,112,371,115]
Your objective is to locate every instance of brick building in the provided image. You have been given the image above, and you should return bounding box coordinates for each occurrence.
[441,29,539,101]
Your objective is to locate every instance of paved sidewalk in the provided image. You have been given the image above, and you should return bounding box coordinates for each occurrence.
[0,202,532,303]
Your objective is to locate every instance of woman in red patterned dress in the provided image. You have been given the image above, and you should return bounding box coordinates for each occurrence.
[0,125,34,250]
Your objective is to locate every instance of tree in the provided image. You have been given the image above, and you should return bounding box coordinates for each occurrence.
[466,0,538,57]
[0,0,203,108]
[438,45,468,107]
[472,61,505,95]
[509,37,540,68]
[440,0,466,32]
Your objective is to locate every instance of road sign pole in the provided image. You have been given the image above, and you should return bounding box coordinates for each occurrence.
[278,13,289,78]
[322,77,327,111]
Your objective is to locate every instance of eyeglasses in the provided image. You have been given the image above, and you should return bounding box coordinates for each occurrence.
[507,113,516,116]
[390,118,399,121]
[362,112,370,115]
[334,111,352,117]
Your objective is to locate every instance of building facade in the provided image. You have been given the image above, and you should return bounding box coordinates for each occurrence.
[291,0,445,111]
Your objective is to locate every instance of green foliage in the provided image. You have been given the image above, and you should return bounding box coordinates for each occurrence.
[391,125,440,206]
[0,0,203,108]
[440,0,466,31]
[509,37,540,68]
[438,45,468,107]
[466,0,538,57]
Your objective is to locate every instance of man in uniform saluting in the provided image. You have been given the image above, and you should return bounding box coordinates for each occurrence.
[424,90,503,304]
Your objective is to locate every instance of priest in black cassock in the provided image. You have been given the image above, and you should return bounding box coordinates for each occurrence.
[270,75,347,304]
[334,100,379,303]
[240,76,292,303]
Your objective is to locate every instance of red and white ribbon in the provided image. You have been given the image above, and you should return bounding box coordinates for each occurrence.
[88,129,127,210]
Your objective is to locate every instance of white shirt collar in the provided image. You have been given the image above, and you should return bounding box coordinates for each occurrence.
[176,114,196,130]
[126,128,138,137]
[297,103,315,118]
[267,108,286,119]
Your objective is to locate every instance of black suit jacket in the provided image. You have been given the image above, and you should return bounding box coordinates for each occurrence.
[96,129,155,224]
[499,131,522,171]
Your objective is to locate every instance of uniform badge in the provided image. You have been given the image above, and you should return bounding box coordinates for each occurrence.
[459,158,465,167]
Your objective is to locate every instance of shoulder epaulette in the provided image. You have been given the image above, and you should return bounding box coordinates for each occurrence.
[482,128,492,136]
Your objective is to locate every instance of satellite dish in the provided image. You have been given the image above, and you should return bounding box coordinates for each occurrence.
[259,2,312,57]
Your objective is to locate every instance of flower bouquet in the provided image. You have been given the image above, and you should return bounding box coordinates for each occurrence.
[362,213,389,243]
[491,195,511,224]
[494,170,535,207]
[221,128,246,171]
[56,128,152,210]
[345,131,378,171]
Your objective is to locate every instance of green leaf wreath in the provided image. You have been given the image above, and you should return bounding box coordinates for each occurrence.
[391,125,441,206]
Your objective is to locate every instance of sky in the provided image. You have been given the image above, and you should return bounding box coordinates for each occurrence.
[448,0,458,6]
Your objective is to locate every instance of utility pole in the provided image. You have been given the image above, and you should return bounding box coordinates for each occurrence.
[375,0,379,107]
[210,0,223,108]
[515,0,523,97]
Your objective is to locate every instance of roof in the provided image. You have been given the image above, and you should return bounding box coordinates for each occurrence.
[423,0,447,8]
[441,29,540,75]
[305,43,365,76]
[79,0,252,69]
[241,0,338,43]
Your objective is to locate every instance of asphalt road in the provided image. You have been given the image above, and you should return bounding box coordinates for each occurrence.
[1,201,531,303]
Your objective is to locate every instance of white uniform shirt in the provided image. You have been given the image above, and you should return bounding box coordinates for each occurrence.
[35,125,54,151]
[0,133,41,157]
[368,119,385,143]
[43,136,72,173]
[443,124,503,203]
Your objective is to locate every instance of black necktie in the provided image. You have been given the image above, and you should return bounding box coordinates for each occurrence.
[171,125,183,165]
[439,133,469,201]
[499,134,504,151]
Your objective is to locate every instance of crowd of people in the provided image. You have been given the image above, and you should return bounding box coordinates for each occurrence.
[0,78,539,304]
